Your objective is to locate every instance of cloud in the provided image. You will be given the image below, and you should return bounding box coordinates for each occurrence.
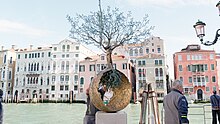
[126,0,217,7]
[0,19,51,37]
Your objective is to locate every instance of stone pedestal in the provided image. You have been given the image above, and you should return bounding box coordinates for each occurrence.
[96,111,127,124]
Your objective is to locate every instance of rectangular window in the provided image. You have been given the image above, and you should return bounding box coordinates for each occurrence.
[146,48,149,53]
[60,85,64,91]
[46,89,49,94]
[65,75,69,81]
[51,86,55,91]
[155,60,158,65]
[79,65,85,72]
[54,47,57,51]
[205,64,208,71]
[122,63,127,69]
[60,75,64,81]
[76,46,79,50]
[178,55,182,61]
[75,54,79,57]
[25,54,27,58]
[210,54,214,59]
[179,65,183,71]
[189,77,192,83]
[187,65,191,71]
[62,54,65,58]
[74,86,78,90]
[206,87,210,92]
[65,85,69,91]
[142,60,146,65]
[138,61,142,66]
[211,64,215,70]
[205,76,209,82]
[157,48,161,53]
[159,60,162,65]
[187,55,190,60]
[89,65,95,71]
[213,86,216,91]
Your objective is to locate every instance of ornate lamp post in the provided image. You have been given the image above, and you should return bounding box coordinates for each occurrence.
[193,1,220,46]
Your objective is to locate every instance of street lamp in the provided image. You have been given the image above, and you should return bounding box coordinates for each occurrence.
[193,1,220,46]
[217,1,220,16]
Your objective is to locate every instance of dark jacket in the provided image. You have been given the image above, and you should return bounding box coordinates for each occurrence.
[163,89,189,124]
[210,94,220,110]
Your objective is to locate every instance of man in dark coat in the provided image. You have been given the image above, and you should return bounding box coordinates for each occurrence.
[83,87,99,124]
[163,80,189,124]
[210,90,220,124]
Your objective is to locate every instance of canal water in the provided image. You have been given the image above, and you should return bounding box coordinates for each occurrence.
[3,103,212,124]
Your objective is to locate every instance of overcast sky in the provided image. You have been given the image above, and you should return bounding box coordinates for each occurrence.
[0,0,220,79]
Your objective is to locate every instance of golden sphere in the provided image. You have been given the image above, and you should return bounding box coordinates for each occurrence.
[89,69,132,112]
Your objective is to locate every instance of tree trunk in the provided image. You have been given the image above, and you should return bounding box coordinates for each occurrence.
[106,49,113,69]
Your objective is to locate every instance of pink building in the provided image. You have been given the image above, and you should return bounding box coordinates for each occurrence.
[77,54,131,101]
[173,44,219,100]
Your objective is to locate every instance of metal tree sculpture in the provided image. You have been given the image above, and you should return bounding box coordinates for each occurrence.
[67,0,153,112]
[67,0,153,70]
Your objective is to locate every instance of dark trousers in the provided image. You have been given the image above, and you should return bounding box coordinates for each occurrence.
[212,110,220,124]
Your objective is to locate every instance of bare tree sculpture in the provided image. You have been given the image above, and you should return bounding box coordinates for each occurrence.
[67,0,154,69]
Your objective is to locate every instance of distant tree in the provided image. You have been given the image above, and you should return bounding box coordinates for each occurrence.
[67,0,153,69]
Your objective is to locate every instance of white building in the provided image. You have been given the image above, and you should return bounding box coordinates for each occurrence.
[13,39,97,102]
[13,45,52,102]
[0,46,16,102]
[50,39,97,101]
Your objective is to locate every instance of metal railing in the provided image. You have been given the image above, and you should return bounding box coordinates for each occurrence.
[161,104,212,124]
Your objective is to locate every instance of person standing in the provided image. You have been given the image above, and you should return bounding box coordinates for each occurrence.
[163,80,189,124]
[0,89,3,124]
[210,90,220,124]
[83,87,99,124]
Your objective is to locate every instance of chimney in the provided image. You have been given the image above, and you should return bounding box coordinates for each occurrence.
[12,45,15,49]
[1,46,4,51]
[30,45,33,50]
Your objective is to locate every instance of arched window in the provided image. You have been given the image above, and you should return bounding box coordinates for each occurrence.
[23,77,25,86]
[33,77,35,84]
[28,63,31,71]
[53,61,56,71]
[31,63,33,71]
[28,78,30,84]
[30,77,33,84]
[129,49,133,56]
[47,77,49,85]
[9,71,12,79]
[67,45,70,51]
[34,63,36,71]
[160,68,163,76]
[36,77,38,84]
[91,77,94,83]
[37,63,39,71]
[61,61,65,70]
[135,49,138,56]
[62,45,65,51]
[155,68,159,77]
[41,78,43,85]
[66,61,69,71]
[16,78,18,86]
[3,55,6,63]
[41,63,44,71]
[139,48,143,55]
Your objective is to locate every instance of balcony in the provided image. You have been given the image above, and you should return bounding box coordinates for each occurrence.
[193,82,206,87]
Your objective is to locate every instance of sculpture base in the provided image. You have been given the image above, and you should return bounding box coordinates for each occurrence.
[96,111,127,124]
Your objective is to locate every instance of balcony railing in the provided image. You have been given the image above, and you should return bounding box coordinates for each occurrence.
[193,82,206,87]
